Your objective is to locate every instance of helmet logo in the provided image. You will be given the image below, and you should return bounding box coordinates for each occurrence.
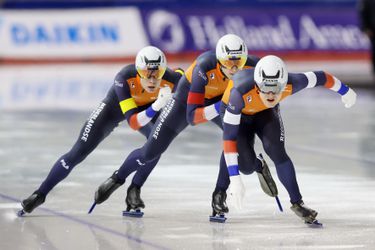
[261,69,282,86]
[224,45,244,58]
[143,56,162,70]
[255,55,287,94]
[262,69,280,79]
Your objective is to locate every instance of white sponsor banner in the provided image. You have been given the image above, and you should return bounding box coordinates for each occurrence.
[0,61,188,110]
[0,8,148,58]
[0,64,122,110]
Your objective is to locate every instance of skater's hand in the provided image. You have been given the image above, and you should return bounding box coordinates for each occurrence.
[341,88,356,108]
[152,86,172,111]
[228,175,245,210]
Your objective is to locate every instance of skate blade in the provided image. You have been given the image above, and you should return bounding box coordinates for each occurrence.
[209,214,227,223]
[275,196,283,212]
[17,209,26,217]
[122,209,144,218]
[88,202,96,214]
[305,219,323,228]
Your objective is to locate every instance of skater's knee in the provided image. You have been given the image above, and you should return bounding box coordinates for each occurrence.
[264,145,288,164]
[270,152,289,166]
[263,142,275,157]
[275,157,292,168]
[141,147,160,162]
[239,167,254,175]
[238,155,256,175]
[65,148,89,166]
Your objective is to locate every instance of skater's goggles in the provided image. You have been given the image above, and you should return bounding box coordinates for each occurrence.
[218,55,247,70]
[257,80,285,94]
[137,66,166,80]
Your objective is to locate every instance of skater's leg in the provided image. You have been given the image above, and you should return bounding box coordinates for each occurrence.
[274,160,301,203]
[209,153,230,219]
[116,148,150,181]
[209,117,229,191]
[138,122,154,138]
[203,116,229,220]
[130,99,188,187]
[233,118,279,197]
[259,119,318,223]
[214,153,230,191]
[94,149,152,205]
[255,106,302,203]
[236,122,258,175]
[38,103,118,195]
[93,114,157,205]
[22,103,120,213]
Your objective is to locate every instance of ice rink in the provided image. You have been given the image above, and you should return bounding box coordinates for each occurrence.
[1,80,375,249]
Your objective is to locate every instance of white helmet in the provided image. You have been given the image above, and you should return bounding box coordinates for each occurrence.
[254,55,288,94]
[216,34,248,69]
[135,46,167,79]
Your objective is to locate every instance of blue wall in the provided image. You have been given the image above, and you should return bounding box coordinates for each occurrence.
[2,0,357,9]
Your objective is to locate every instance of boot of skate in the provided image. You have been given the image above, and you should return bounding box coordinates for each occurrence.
[126,185,145,211]
[256,154,278,197]
[290,200,318,223]
[95,171,125,204]
[211,189,229,216]
[21,191,46,213]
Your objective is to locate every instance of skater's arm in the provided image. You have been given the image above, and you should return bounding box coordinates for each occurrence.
[114,77,166,131]
[127,87,172,131]
[186,65,220,125]
[222,88,244,177]
[289,72,357,108]
[223,88,246,209]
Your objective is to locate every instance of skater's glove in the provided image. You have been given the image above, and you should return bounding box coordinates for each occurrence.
[152,86,172,111]
[341,88,356,108]
[229,175,245,210]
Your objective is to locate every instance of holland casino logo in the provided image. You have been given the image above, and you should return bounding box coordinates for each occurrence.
[147,10,185,52]
[10,23,120,45]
